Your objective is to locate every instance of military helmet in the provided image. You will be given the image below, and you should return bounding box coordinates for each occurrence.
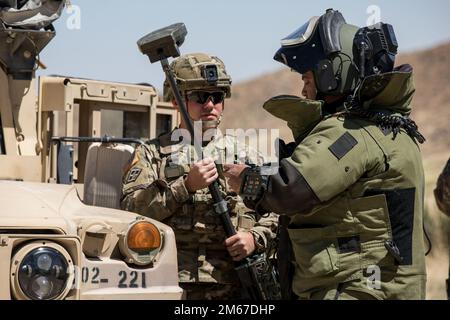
[274,9,359,96]
[274,8,398,97]
[163,53,232,102]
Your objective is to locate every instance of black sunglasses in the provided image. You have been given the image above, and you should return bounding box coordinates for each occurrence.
[186,91,225,104]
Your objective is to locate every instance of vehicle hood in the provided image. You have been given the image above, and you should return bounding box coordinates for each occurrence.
[0,181,168,235]
[0,180,75,232]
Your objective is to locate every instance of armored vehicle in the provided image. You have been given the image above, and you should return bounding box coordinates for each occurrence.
[0,0,182,299]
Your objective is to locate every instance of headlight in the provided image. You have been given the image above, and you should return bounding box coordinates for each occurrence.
[119,219,162,266]
[10,241,74,300]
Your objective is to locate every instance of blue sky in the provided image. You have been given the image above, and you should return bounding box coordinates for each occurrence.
[38,0,450,92]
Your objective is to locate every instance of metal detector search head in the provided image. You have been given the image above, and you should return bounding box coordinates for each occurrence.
[137,23,187,63]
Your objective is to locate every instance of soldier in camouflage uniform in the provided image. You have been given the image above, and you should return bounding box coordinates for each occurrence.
[121,53,278,300]
[225,9,427,299]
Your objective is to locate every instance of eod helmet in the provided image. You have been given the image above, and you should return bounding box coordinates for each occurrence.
[274,8,398,97]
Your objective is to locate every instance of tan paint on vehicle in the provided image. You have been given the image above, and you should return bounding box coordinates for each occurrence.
[0,54,183,300]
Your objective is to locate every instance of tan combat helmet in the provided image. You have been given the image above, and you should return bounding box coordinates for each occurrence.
[163,52,232,102]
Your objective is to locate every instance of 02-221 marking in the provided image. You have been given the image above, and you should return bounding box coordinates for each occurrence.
[81,267,147,288]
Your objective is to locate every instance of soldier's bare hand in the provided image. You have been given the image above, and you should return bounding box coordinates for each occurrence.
[185,158,218,192]
[223,164,249,192]
[224,231,256,261]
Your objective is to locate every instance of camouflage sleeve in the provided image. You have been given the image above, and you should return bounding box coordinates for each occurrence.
[227,138,279,254]
[233,198,278,255]
[121,145,191,221]
[434,158,450,217]
[250,212,279,255]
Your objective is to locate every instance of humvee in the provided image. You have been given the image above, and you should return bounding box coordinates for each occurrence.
[0,0,183,299]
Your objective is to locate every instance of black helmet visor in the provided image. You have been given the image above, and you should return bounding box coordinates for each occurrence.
[274,16,326,74]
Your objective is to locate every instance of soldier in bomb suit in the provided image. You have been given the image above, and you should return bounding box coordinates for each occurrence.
[224,9,427,300]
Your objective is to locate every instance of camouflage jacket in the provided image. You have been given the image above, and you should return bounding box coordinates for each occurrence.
[121,129,278,284]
